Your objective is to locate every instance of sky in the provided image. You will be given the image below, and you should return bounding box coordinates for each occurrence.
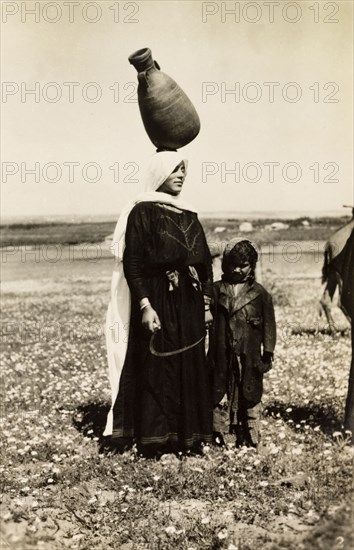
[1,0,353,218]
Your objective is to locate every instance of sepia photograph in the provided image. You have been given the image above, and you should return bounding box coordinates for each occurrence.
[1,1,353,548]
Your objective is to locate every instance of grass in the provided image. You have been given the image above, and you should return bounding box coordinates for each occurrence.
[1,222,353,549]
[0,216,350,247]
[0,222,115,247]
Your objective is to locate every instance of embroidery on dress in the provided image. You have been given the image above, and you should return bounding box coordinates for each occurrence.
[160,215,201,253]
[157,203,184,214]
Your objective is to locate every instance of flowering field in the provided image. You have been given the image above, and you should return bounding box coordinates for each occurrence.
[1,240,353,550]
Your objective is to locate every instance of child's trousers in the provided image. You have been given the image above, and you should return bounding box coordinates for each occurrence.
[213,354,262,447]
[213,398,261,447]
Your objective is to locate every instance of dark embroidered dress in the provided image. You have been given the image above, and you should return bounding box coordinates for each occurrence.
[112,202,213,450]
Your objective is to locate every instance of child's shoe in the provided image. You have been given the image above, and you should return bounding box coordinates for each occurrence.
[235,425,244,448]
[213,431,226,447]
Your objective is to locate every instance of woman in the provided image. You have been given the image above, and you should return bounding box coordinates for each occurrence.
[104,151,213,454]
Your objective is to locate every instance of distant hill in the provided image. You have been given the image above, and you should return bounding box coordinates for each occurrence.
[1,210,349,225]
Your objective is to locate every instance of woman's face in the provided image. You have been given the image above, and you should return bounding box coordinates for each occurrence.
[157,162,186,196]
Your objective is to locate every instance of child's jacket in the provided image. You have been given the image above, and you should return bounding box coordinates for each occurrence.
[209,280,276,405]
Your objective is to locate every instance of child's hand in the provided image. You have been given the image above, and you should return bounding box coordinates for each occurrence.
[262,351,273,363]
[258,351,273,373]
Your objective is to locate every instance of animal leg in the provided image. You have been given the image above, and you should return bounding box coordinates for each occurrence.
[320,289,336,333]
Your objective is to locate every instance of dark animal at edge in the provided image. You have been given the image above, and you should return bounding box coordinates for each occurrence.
[319,212,353,332]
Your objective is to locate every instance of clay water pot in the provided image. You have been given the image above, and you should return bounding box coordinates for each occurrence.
[128,48,200,150]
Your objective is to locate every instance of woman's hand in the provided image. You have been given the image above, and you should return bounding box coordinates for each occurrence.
[142,305,161,333]
[205,309,213,328]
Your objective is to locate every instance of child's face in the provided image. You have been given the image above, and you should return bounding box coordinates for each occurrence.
[224,260,251,283]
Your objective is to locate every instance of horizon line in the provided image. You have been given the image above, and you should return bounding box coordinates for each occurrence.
[1,209,351,225]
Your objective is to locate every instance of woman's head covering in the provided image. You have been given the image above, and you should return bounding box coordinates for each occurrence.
[111,152,194,259]
[223,239,258,269]
[143,151,188,192]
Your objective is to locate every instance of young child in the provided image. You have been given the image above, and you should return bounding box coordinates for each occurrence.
[209,240,276,448]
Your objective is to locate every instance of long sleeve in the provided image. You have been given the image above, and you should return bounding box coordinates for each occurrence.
[208,283,229,406]
[201,249,214,298]
[262,292,276,353]
[195,219,213,297]
[123,205,151,301]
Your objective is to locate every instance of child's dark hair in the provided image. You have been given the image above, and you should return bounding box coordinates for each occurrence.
[222,240,258,282]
